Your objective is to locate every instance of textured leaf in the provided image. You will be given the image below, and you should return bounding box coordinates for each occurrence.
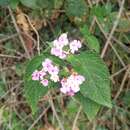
[80,25,100,53]
[0,0,9,6]
[24,54,48,114]
[86,35,100,53]
[80,25,90,36]
[36,0,54,9]
[54,0,64,9]
[24,54,64,114]
[10,0,20,9]
[65,0,87,17]
[91,5,107,18]
[122,90,130,107]
[105,2,112,15]
[20,0,55,9]
[67,99,78,115]
[24,80,48,114]
[67,51,112,108]
[76,93,100,120]
[20,0,38,9]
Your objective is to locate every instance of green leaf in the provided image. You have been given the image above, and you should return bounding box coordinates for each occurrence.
[67,51,112,108]
[80,25,100,53]
[25,55,45,80]
[24,54,48,114]
[0,0,9,6]
[36,0,54,9]
[122,90,130,107]
[105,2,112,15]
[65,0,87,17]
[67,99,78,115]
[24,53,64,114]
[91,5,107,18]
[20,0,55,9]
[10,0,19,9]
[20,0,39,9]
[0,81,5,97]
[86,35,100,53]
[80,25,91,36]
[54,0,64,9]
[24,80,48,114]
[76,93,100,120]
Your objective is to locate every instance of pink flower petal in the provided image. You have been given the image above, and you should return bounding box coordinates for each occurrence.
[32,70,40,80]
[41,79,48,87]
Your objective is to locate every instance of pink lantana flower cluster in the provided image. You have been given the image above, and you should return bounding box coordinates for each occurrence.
[60,73,85,96]
[32,33,85,96]
[51,33,82,59]
[32,58,59,86]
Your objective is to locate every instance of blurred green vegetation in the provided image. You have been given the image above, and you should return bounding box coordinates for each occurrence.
[0,0,130,130]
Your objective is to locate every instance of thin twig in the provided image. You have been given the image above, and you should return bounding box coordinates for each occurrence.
[8,7,31,59]
[23,14,40,55]
[114,65,130,100]
[111,36,130,54]
[110,65,128,79]
[0,45,26,58]
[0,81,23,100]
[0,66,15,72]
[28,106,50,130]
[101,0,125,58]
[110,43,126,67]
[92,120,97,130]
[0,33,18,43]
[95,17,126,67]
[49,93,65,130]
[95,18,130,54]
[87,0,92,8]
[89,16,96,33]
[0,54,20,59]
[72,106,82,130]
[47,20,55,36]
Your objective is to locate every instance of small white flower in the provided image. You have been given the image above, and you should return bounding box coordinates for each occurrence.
[50,74,59,82]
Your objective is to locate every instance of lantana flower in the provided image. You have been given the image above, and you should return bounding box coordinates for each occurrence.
[60,73,85,96]
[32,33,86,96]
[32,58,59,87]
[40,79,48,86]
[51,33,82,59]
[69,40,82,54]
[32,70,40,81]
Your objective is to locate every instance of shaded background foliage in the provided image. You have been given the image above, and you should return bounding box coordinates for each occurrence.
[0,0,130,130]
